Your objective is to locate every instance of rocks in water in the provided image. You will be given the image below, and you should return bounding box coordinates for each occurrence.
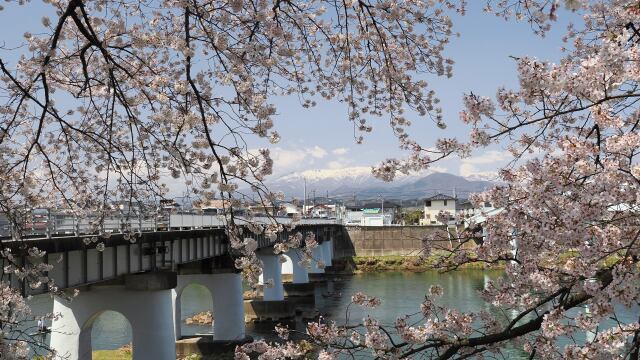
[118,343,132,355]
[184,311,213,326]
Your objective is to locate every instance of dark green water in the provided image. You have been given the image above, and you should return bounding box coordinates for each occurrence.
[26,270,639,359]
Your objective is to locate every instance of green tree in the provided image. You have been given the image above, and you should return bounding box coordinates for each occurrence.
[402,210,424,225]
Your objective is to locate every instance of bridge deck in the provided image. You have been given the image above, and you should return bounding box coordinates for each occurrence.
[1,221,340,296]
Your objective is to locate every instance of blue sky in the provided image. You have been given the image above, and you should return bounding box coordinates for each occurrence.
[0,1,577,180]
[262,2,577,180]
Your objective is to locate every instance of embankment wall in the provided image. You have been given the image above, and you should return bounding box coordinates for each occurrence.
[332,225,451,258]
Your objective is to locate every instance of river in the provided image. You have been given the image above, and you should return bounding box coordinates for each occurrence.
[27,270,639,359]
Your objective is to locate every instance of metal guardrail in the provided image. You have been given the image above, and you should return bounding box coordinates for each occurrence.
[0,211,339,241]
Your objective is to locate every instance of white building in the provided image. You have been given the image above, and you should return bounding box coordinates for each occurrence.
[420,194,456,226]
[457,199,494,219]
[344,209,363,225]
[361,209,393,226]
[308,204,331,218]
[303,197,345,220]
[278,202,301,217]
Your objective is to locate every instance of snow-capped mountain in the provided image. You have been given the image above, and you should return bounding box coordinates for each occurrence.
[264,167,493,200]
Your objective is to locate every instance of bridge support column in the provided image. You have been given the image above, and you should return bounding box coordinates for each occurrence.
[173,272,245,341]
[258,254,284,301]
[287,250,309,284]
[282,250,316,318]
[245,252,295,322]
[309,245,325,274]
[322,239,333,266]
[50,285,176,360]
[211,273,245,340]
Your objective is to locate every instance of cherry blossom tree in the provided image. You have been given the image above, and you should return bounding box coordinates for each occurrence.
[242,1,640,359]
[0,0,461,356]
[1,0,639,359]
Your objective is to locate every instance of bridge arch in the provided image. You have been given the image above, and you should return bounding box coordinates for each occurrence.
[172,273,245,341]
[280,254,293,279]
[79,310,132,359]
[50,286,175,360]
[173,282,214,339]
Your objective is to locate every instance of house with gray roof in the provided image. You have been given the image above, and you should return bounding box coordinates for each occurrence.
[420,194,457,226]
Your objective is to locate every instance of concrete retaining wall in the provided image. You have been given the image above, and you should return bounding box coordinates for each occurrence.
[333,225,451,257]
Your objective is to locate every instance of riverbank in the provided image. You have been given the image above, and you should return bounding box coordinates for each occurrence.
[92,344,132,360]
[92,350,232,360]
[91,351,231,360]
[93,342,318,360]
[335,253,504,273]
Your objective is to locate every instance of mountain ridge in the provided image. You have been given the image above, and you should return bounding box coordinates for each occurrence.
[264,168,494,200]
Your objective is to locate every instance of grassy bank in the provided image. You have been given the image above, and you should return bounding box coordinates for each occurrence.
[92,350,230,360]
[92,350,132,360]
[341,253,504,273]
[92,349,316,360]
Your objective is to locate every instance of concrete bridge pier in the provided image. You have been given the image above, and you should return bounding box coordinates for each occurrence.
[173,272,247,357]
[286,250,309,284]
[245,252,295,322]
[321,239,333,267]
[282,250,316,318]
[259,253,284,301]
[172,272,245,341]
[308,244,327,283]
[309,245,325,273]
[50,273,177,360]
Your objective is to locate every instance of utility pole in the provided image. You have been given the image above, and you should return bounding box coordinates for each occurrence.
[303,177,307,218]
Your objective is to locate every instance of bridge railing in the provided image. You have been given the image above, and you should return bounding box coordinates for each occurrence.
[0,210,338,241]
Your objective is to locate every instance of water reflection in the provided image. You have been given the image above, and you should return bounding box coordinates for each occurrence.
[90,311,132,350]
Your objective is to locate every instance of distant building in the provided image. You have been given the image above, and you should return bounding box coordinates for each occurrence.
[160,199,181,213]
[342,201,399,226]
[248,203,277,216]
[420,194,456,226]
[303,197,345,219]
[194,199,231,215]
[344,204,364,225]
[457,199,494,219]
[309,204,331,218]
[277,202,301,217]
[248,201,301,217]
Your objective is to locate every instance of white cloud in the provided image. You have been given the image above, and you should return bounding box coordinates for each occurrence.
[332,147,349,155]
[271,147,309,169]
[458,150,512,180]
[459,163,499,180]
[307,146,328,159]
[268,145,330,175]
[428,166,449,174]
[461,150,512,165]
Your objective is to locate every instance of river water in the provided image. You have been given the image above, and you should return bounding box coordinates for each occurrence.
[27,270,639,359]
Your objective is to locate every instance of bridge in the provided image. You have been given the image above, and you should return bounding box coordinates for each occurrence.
[1,215,341,360]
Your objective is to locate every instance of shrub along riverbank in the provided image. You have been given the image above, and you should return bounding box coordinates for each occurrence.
[335,253,504,273]
[338,251,625,273]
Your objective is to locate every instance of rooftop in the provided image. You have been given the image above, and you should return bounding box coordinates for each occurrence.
[425,193,456,201]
